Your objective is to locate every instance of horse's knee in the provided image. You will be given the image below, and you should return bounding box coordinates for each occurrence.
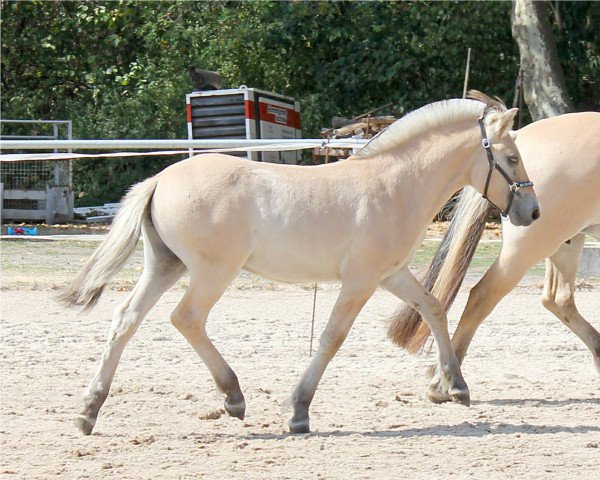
[541,291,557,314]
[541,289,573,317]
[467,281,487,307]
[109,306,141,339]
[170,307,195,332]
[318,324,352,353]
[428,299,446,321]
[419,294,446,326]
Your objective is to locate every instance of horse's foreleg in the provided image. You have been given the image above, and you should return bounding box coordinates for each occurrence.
[76,255,185,435]
[170,266,246,420]
[288,280,377,434]
[382,268,469,406]
[542,234,600,374]
[450,255,530,366]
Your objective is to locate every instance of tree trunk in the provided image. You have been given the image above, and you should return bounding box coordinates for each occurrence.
[511,0,574,120]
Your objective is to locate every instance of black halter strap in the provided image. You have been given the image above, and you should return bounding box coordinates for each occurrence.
[478,118,534,218]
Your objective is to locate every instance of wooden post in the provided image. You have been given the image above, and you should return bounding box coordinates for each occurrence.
[512,69,524,129]
[462,48,472,98]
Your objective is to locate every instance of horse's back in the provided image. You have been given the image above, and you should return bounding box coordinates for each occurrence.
[503,112,600,250]
[517,112,600,172]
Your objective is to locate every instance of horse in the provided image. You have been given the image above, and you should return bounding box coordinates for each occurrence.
[61,92,539,435]
[389,111,600,400]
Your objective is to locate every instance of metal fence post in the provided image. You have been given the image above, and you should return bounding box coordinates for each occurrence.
[0,182,4,224]
[45,184,54,225]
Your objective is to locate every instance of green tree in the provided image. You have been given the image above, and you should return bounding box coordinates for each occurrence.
[1,1,597,205]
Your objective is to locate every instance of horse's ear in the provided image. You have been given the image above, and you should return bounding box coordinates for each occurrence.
[487,108,518,141]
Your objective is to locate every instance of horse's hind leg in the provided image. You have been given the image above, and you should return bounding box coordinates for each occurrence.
[450,255,531,366]
[169,263,245,420]
[541,234,600,374]
[76,223,186,435]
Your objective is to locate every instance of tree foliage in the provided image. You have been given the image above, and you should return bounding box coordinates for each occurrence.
[1,0,598,205]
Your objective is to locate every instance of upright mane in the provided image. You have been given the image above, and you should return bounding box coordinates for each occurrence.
[354,92,506,159]
[466,90,507,112]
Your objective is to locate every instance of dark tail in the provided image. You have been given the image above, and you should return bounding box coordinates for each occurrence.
[388,187,490,353]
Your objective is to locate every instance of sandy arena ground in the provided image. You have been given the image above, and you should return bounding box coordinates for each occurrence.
[1,272,599,479]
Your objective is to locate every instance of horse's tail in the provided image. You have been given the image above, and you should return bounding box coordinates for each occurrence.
[388,187,490,353]
[59,176,159,310]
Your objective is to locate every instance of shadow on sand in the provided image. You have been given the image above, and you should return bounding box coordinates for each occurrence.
[471,397,600,407]
[184,420,600,442]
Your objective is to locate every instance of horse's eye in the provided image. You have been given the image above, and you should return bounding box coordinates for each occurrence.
[507,155,519,164]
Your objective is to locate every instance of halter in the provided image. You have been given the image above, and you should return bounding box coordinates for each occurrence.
[478,118,533,218]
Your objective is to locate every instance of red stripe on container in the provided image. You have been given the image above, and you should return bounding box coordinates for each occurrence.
[291,110,302,130]
[245,100,256,119]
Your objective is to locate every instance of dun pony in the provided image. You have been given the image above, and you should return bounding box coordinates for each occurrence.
[61,92,539,435]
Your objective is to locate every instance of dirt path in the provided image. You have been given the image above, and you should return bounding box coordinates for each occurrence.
[1,277,598,479]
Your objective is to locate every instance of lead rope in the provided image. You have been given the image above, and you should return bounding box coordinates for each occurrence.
[309,282,317,357]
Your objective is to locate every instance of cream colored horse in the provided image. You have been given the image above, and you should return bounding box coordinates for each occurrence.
[62,93,539,435]
[389,111,600,397]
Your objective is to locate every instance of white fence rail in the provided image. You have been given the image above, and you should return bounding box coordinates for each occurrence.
[0,138,369,162]
[0,137,368,223]
[0,138,367,150]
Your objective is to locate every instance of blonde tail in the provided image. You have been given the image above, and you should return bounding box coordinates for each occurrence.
[388,187,490,353]
[59,176,158,310]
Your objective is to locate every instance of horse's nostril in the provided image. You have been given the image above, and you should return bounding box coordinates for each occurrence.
[531,208,540,221]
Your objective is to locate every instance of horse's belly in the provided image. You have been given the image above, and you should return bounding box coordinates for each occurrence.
[243,242,344,283]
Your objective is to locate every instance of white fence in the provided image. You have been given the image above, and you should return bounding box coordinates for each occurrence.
[0,137,368,223]
[0,138,368,162]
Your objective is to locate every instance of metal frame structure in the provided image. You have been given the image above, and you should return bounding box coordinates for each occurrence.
[0,119,74,224]
[186,87,302,164]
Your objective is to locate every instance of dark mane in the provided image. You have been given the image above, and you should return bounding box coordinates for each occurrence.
[466,90,507,115]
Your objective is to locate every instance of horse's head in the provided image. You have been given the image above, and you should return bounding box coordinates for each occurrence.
[468,93,540,226]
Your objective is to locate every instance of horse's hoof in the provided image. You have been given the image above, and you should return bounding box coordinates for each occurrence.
[426,389,451,404]
[449,388,471,407]
[224,399,246,420]
[288,419,310,434]
[75,415,95,436]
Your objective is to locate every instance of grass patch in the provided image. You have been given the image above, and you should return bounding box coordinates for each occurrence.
[1,240,144,286]
[0,236,546,290]
[408,240,545,276]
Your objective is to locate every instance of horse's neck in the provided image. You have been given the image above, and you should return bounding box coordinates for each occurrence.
[384,125,477,219]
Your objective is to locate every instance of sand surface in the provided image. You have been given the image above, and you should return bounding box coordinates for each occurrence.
[1,277,599,479]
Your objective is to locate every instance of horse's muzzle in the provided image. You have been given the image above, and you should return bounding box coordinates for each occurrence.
[510,195,540,227]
